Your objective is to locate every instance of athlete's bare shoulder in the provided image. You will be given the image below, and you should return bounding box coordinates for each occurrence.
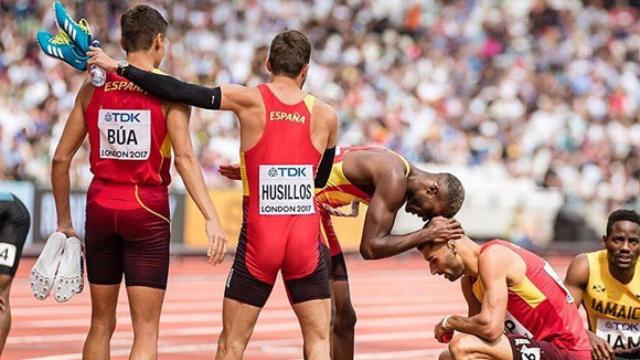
[565,253,589,288]
[310,98,337,123]
[221,84,262,112]
[77,79,95,110]
[478,243,524,284]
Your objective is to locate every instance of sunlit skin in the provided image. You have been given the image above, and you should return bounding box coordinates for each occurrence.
[420,238,480,282]
[604,220,640,283]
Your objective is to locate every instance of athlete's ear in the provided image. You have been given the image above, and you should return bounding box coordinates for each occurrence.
[426,181,439,196]
[300,64,309,77]
[265,58,272,73]
[154,33,164,50]
[447,241,457,256]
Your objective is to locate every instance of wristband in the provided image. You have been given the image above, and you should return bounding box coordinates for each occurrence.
[441,315,453,330]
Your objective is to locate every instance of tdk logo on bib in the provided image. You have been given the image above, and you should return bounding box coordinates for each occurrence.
[268,167,308,177]
[259,165,314,215]
[98,109,151,160]
[103,112,142,123]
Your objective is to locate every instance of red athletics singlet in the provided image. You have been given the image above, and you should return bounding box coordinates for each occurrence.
[86,71,171,187]
[472,240,591,356]
[225,84,329,307]
[83,71,172,290]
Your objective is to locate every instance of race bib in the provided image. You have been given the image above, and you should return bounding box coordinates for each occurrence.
[259,165,314,215]
[596,318,640,354]
[98,109,151,160]
[0,243,17,267]
[504,311,534,338]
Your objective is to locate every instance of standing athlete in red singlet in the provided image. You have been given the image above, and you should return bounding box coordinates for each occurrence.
[52,6,225,359]
[421,237,591,360]
[219,145,466,360]
[89,30,339,360]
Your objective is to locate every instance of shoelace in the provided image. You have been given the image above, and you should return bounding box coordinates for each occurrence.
[77,18,92,35]
[50,31,72,45]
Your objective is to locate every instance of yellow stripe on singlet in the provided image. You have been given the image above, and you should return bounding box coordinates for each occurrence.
[151,68,169,75]
[317,147,411,208]
[472,275,547,308]
[134,185,171,224]
[157,135,172,178]
[304,95,315,113]
[240,152,249,196]
[386,149,411,177]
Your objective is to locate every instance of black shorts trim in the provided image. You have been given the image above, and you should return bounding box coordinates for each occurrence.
[0,196,30,277]
[329,253,348,281]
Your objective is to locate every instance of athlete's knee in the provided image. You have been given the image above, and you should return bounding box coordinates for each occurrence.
[333,302,356,334]
[217,329,249,356]
[448,333,478,359]
[132,320,159,339]
[89,316,116,337]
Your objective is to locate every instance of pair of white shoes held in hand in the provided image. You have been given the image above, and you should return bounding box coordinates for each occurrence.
[30,232,84,303]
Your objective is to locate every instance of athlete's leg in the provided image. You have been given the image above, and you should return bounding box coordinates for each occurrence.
[84,196,123,360]
[0,275,12,354]
[83,284,120,360]
[0,198,29,355]
[120,188,171,360]
[331,279,356,360]
[438,350,453,360]
[216,298,262,360]
[292,298,332,360]
[321,209,356,360]
[127,286,165,360]
[447,333,513,360]
[284,236,332,360]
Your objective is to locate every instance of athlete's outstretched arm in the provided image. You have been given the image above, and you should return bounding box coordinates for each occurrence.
[565,254,614,360]
[167,103,227,265]
[52,82,92,238]
[87,47,254,113]
[440,246,511,342]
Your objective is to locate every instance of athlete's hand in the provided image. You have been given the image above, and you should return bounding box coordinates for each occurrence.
[321,202,359,217]
[218,163,241,181]
[587,331,613,360]
[206,220,227,266]
[423,217,464,244]
[87,47,118,73]
[434,318,454,343]
[56,225,78,239]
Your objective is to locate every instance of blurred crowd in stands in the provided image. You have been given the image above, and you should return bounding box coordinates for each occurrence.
[1,0,639,240]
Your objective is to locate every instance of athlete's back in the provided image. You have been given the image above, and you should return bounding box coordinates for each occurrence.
[85,71,171,187]
[475,240,590,353]
[225,83,328,306]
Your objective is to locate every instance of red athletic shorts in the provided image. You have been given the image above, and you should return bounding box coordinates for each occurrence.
[319,205,348,281]
[85,179,171,289]
[224,198,330,307]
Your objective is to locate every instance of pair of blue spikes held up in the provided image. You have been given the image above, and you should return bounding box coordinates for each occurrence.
[36,1,96,71]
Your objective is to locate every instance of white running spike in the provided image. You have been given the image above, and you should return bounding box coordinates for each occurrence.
[53,236,84,303]
[30,232,66,300]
